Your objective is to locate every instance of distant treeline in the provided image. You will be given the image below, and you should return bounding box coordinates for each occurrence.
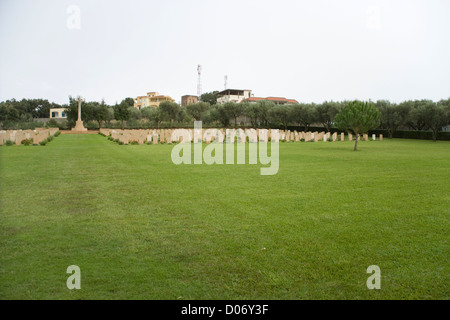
[1,94,449,140]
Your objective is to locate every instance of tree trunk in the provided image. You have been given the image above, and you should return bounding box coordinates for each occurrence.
[388,129,393,139]
[354,134,359,151]
[432,129,438,142]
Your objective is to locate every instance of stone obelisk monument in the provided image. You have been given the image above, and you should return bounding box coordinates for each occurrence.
[72,96,87,132]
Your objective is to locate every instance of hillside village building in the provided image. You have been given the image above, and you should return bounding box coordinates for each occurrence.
[49,108,67,119]
[133,89,298,110]
[134,92,175,109]
[217,89,298,105]
[181,95,198,107]
[243,97,299,104]
[216,89,253,104]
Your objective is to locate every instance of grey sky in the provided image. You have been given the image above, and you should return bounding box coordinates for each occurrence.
[0,0,449,105]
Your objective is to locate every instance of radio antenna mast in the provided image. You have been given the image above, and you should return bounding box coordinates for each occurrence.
[197,64,202,98]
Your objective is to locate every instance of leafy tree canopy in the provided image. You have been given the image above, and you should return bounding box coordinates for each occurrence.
[334,100,381,150]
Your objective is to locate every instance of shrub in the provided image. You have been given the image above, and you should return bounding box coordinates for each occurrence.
[5,140,14,146]
[117,140,124,145]
[86,121,99,130]
[129,140,139,145]
[300,138,305,142]
[39,140,47,146]
[394,130,450,141]
[1,120,45,130]
[46,119,59,128]
[54,131,61,137]
[57,120,70,130]
[127,119,139,129]
[21,139,32,146]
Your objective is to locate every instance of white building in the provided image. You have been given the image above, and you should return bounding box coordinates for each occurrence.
[49,108,67,119]
[216,89,252,104]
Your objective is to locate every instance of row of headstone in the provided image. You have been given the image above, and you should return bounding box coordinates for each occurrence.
[98,128,383,145]
[101,128,282,145]
[101,128,175,145]
[0,128,60,146]
[279,130,383,142]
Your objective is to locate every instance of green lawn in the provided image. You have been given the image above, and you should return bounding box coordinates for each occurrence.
[0,134,449,299]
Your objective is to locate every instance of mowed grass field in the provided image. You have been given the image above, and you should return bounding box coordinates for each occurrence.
[0,134,449,300]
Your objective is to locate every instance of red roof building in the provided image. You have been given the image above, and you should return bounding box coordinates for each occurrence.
[242,96,298,105]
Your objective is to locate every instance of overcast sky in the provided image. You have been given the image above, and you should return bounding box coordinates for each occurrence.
[0,0,449,105]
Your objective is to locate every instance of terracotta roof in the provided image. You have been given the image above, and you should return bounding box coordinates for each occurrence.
[243,97,298,103]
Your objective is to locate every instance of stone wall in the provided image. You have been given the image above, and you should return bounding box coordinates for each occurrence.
[0,128,60,146]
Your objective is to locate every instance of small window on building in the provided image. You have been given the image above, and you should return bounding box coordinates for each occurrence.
[51,112,58,118]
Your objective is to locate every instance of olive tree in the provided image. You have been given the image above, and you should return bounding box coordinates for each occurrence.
[223,102,243,128]
[186,102,210,121]
[290,103,317,132]
[423,102,448,141]
[159,101,180,127]
[269,105,291,130]
[316,101,341,132]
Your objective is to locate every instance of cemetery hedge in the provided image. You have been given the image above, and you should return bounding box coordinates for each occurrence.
[368,129,450,141]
